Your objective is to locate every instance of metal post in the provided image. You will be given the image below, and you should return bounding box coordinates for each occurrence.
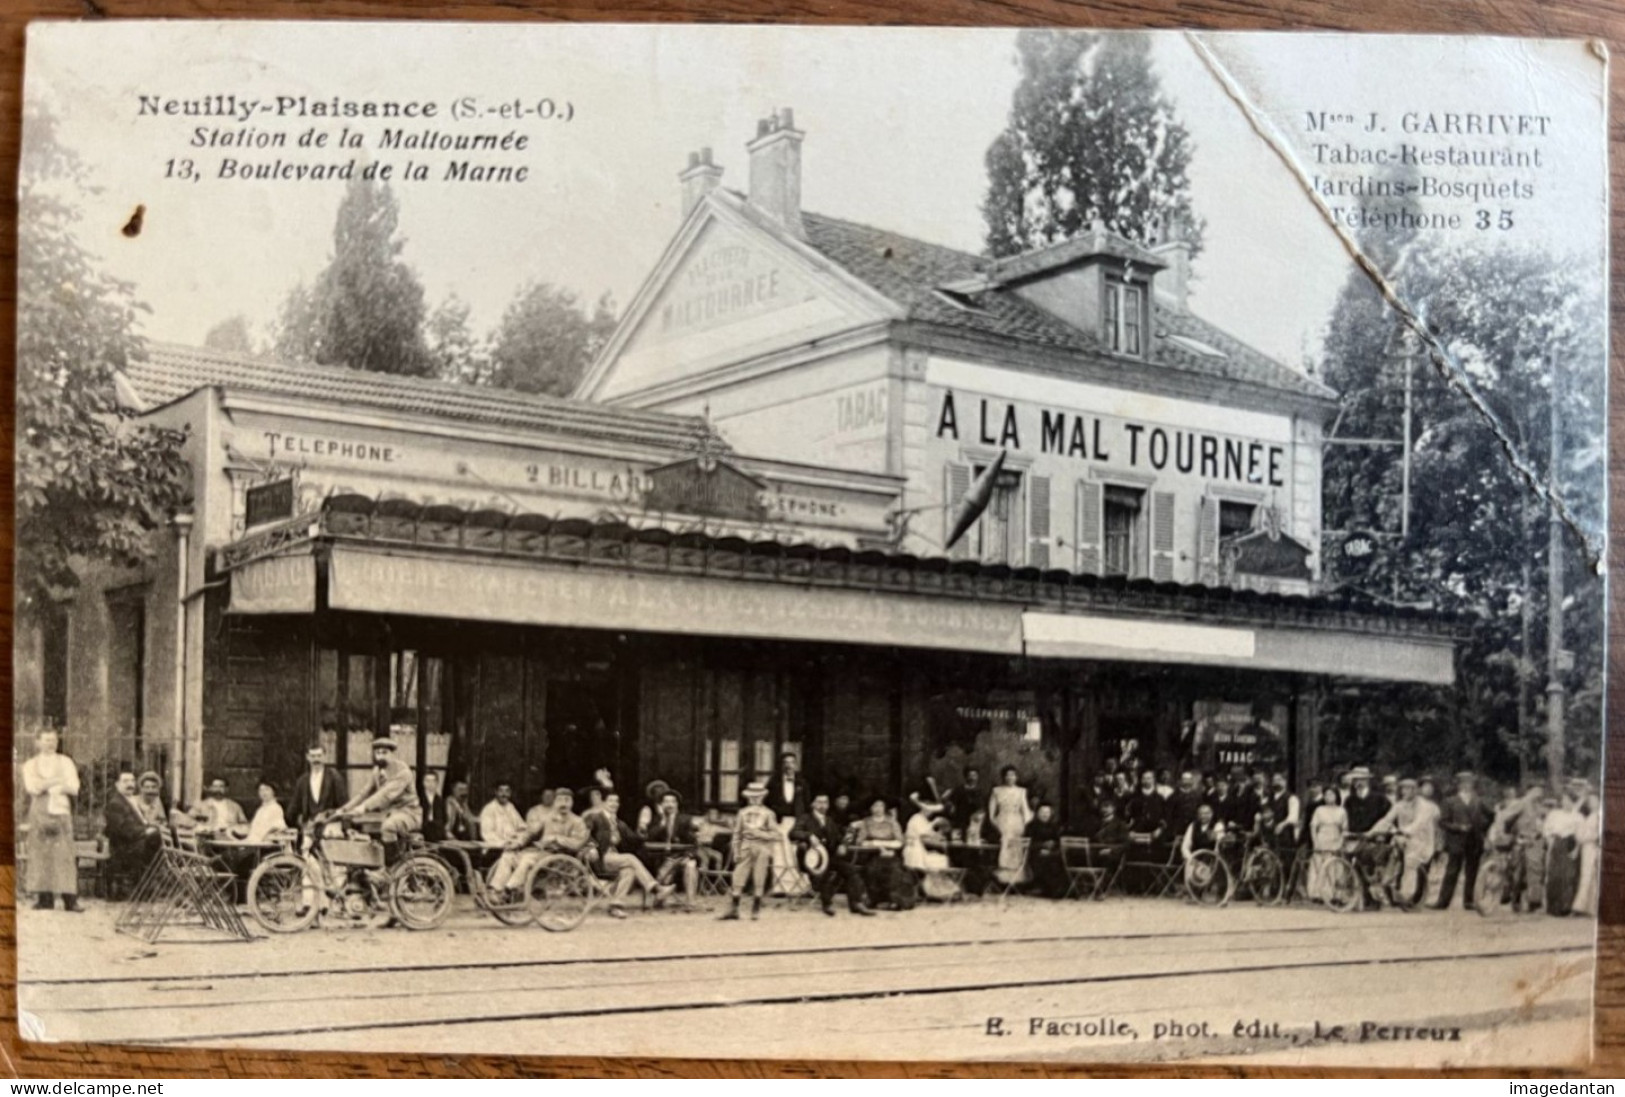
[1544,375,1566,786]
[1400,349,1413,541]
[171,512,193,806]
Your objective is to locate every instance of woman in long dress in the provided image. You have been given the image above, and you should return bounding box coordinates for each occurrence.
[1542,791,1582,917]
[1572,787,1601,917]
[1307,786,1346,904]
[988,766,1033,885]
[21,728,81,912]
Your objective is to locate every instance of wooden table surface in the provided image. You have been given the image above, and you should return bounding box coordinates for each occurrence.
[0,0,1622,1077]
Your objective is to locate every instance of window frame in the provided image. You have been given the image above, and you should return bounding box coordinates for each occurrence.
[1104,277,1147,358]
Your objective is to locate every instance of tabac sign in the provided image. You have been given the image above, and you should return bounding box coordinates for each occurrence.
[643,456,768,521]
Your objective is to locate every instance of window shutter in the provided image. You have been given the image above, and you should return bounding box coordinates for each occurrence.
[1075,480,1102,574]
[944,463,972,559]
[1151,490,1176,581]
[1197,495,1220,585]
[1028,475,1051,570]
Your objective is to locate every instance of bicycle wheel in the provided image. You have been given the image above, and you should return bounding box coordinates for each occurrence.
[1423,853,1447,908]
[487,857,537,927]
[1323,857,1363,913]
[1244,847,1284,906]
[390,855,456,930]
[1473,855,1510,917]
[1372,843,1405,908]
[246,853,318,934]
[1185,850,1233,906]
[528,855,595,932]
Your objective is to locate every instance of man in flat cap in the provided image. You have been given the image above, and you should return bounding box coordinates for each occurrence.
[338,737,423,861]
[1433,770,1493,911]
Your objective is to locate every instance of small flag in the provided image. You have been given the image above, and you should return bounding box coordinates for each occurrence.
[945,449,1008,551]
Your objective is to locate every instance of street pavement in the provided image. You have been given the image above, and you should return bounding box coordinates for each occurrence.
[17,892,1597,1066]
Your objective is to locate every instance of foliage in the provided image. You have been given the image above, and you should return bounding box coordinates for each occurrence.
[203,314,255,355]
[426,295,489,384]
[270,176,435,376]
[16,105,191,616]
[982,31,1203,259]
[1318,239,1606,782]
[487,282,617,396]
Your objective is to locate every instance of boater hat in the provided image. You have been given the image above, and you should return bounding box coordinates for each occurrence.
[802,844,829,875]
[742,780,768,801]
[1347,766,1374,781]
[371,738,398,753]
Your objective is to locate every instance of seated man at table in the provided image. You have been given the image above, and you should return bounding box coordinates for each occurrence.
[480,783,525,850]
[793,793,874,917]
[104,771,169,896]
[192,776,248,838]
[488,787,589,899]
[587,792,673,918]
[644,788,700,908]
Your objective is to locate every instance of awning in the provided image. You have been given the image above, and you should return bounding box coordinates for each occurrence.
[227,552,316,614]
[327,546,1025,655]
[1021,611,1455,685]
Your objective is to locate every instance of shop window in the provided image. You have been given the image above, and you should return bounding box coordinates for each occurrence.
[1104,279,1145,357]
[1102,485,1146,577]
[387,650,451,787]
[317,646,384,799]
[704,737,741,805]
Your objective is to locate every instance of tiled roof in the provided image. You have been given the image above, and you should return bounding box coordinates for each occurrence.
[800,212,1335,403]
[127,342,726,453]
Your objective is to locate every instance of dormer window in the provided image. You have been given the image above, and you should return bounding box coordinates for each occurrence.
[1104,278,1145,357]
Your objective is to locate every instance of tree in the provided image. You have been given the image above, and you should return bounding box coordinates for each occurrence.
[426,295,488,384]
[982,30,1203,259]
[203,314,255,355]
[486,283,616,396]
[271,176,434,376]
[16,105,190,617]
[1318,240,1606,782]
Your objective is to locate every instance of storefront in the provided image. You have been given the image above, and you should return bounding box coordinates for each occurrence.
[45,115,1461,818]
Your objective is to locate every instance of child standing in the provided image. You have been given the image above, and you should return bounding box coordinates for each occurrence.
[720,780,778,921]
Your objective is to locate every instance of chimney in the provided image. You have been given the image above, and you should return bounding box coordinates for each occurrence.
[679,147,723,218]
[1150,214,1192,311]
[746,108,804,239]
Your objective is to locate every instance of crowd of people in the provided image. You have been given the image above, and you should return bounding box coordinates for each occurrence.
[20,724,1604,924]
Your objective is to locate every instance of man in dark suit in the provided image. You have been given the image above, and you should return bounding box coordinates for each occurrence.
[792,793,873,916]
[104,771,167,896]
[285,744,346,836]
[765,751,808,824]
[1166,770,1205,846]
[1435,770,1494,911]
[644,788,701,907]
[420,771,449,842]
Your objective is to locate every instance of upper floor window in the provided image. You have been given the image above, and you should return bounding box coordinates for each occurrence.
[1219,500,1257,540]
[1104,279,1145,357]
[1102,484,1146,577]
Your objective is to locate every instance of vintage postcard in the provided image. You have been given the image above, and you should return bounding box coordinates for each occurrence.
[14,23,1608,1066]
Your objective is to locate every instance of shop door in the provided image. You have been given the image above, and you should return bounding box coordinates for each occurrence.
[545,678,621,796]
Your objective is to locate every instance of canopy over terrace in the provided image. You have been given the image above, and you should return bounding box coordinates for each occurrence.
[221,495,1461,684]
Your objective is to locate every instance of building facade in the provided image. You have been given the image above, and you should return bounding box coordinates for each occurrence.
[25,112,1461,823]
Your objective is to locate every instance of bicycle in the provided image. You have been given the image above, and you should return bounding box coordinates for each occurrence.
[1474,835,1538,918]
[431,839,596,931]
[245,811,455,933]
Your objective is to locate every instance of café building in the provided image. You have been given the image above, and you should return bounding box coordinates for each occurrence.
[571,110,1460,814]
[36,111,1460,820]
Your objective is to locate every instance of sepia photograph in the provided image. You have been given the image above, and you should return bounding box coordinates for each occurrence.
[11,23,1610,1068]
